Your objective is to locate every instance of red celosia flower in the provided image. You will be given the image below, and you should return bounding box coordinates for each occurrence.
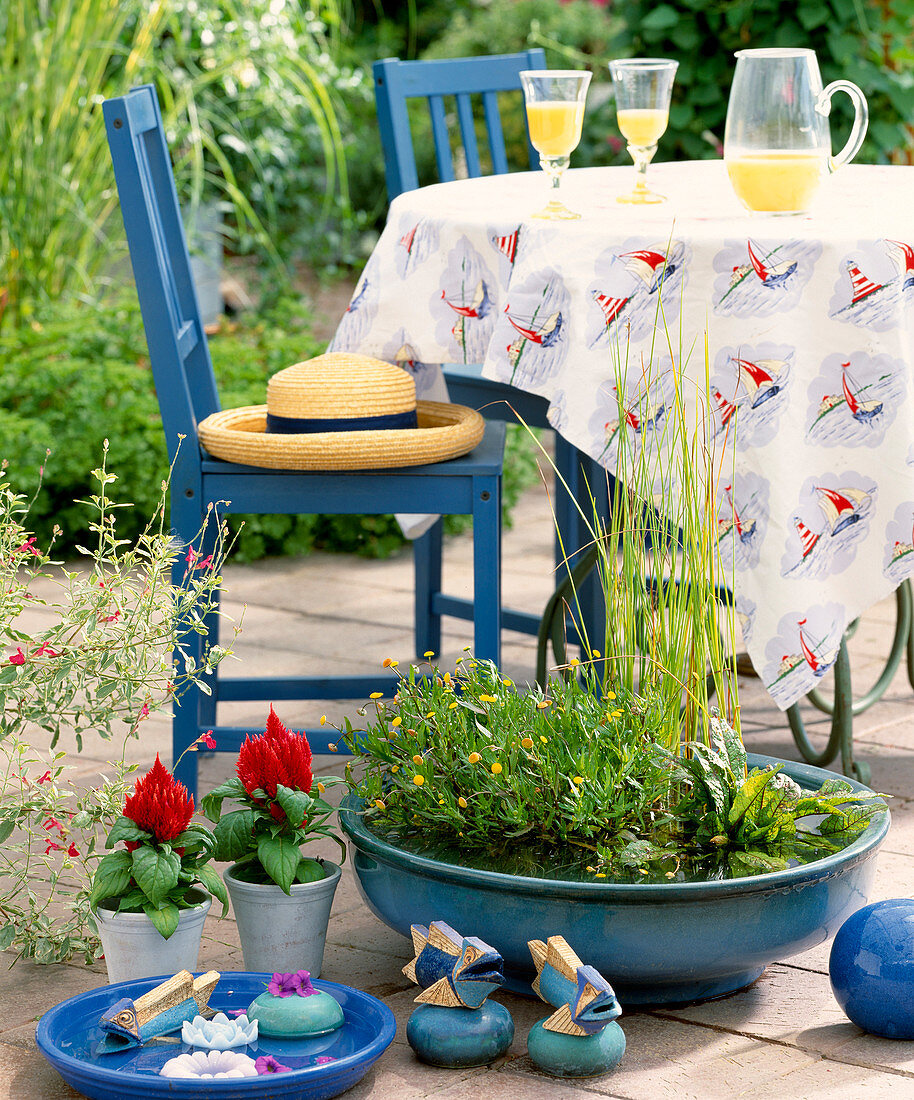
[122,755,194,844]
[236,708,313,819]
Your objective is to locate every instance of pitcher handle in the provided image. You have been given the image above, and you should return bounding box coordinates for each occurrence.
[815,80,868,173]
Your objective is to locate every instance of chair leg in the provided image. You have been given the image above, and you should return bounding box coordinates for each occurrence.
[473,471,502,666]
[414,521,443,660]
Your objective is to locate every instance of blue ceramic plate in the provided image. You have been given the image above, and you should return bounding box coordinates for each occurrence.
[35,973,396,1100]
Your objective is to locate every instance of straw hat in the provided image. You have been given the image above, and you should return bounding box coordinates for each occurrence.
[197,352,484,471]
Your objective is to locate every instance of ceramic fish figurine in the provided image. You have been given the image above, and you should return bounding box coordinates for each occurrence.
[403,921,506,1008]
[526,937,625,1078]
[97,970,220,1053]
[528,937,621,1035]
[402,921,514,1068]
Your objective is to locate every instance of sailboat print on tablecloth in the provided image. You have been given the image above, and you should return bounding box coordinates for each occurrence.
[829,238,914,330]
[806,352,905,447]
[709,344,793,448]
[713,239,821,317]
[435,239,498,365]
[394,216,440,278]
[490,226,521,268]
[716,474,768,571]
[782,476,876,579]
[586,368,674,467]
[330,254,380,351]
[883,505,914,583]
[587,239,688,346]
[488,267,570,389]
[763,604,844,708]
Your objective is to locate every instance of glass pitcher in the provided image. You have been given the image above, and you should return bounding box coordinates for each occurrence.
[724,48,868,215]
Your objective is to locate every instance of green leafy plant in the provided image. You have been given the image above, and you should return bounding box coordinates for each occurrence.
[201,708,346,893]
[90,751,229,939]
[0,456,231,962]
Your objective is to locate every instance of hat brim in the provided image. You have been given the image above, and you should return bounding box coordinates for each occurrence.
[198,401,485,471]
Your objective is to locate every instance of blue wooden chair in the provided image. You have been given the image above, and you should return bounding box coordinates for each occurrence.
[103,84,505,798]
[373,50,607,647]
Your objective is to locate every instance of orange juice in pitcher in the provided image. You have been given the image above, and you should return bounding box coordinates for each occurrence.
[725,150,828,214]
[723,48,867,214]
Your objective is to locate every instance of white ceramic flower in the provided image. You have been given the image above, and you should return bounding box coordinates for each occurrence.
[181,1011,258,1049]
[160,1049,258,1078]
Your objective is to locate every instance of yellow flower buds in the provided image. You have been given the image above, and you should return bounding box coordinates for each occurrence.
[521,737,534,750]
[413,775,424,786]
[468,752,481,764]
[374,799,385,810]
[369,692,383,700]
[412,754,423,765]
[458,796,468,808]
[491,762,503,775]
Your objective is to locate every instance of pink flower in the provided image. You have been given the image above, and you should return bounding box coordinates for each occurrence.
[201,730,216,749]
[35,643,59,658]
[37,771,52,784]
[255,1055,292,1075]
[8,648,25,665]
[140,703,150,718]
[15,536,40,557]
[607,135,625,154]
[67,843,79,857]
[43,816,63,833]
[185,548,213,570]
[44,841,63,855]
[100,610,120,623]
[267,970,317,998]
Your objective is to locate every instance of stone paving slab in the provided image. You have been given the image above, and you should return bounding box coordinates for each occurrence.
[6,483,914,1099]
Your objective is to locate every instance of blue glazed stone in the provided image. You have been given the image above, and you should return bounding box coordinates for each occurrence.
[830,898,914,1038]
[406,1001,514,1067]
[247,990,344,1038]
[527,1018,626,1078]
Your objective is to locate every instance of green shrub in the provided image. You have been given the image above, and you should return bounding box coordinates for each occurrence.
[0,294,539,561]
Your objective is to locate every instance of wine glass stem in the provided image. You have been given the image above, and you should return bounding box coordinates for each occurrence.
[540,154,569,197]
[628,143,657,194]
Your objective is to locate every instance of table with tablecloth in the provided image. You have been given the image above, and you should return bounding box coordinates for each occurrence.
[331,159,914,710]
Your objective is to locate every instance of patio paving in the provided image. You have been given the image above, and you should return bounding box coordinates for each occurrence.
[5,478,914,1099]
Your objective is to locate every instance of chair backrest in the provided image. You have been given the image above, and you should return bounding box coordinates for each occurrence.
[373,49,547,200]
[103,85,220,471]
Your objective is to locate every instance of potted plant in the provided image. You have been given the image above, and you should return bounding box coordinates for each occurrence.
[89,749,228,983]
[201,708,347,975]
[333,352,890,1006]
[0,451,229,966]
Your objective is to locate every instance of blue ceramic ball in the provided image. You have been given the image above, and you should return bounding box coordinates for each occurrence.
[829,898,914,1039]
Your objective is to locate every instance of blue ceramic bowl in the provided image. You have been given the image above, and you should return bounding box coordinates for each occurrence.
[341,754,889,1006]
[35,974,395,1100]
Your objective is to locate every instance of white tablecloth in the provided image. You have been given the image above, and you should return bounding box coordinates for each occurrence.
[331,160,914,709]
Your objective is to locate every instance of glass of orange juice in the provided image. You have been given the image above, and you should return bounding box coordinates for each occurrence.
[520,69,592,220]
[608,58,678,205]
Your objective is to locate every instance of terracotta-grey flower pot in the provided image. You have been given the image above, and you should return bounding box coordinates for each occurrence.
[93,888,211,984]
[224,860,341,976]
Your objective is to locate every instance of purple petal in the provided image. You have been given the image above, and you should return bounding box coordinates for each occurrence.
[255,1054,293,1074]
[294,970,317,997]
